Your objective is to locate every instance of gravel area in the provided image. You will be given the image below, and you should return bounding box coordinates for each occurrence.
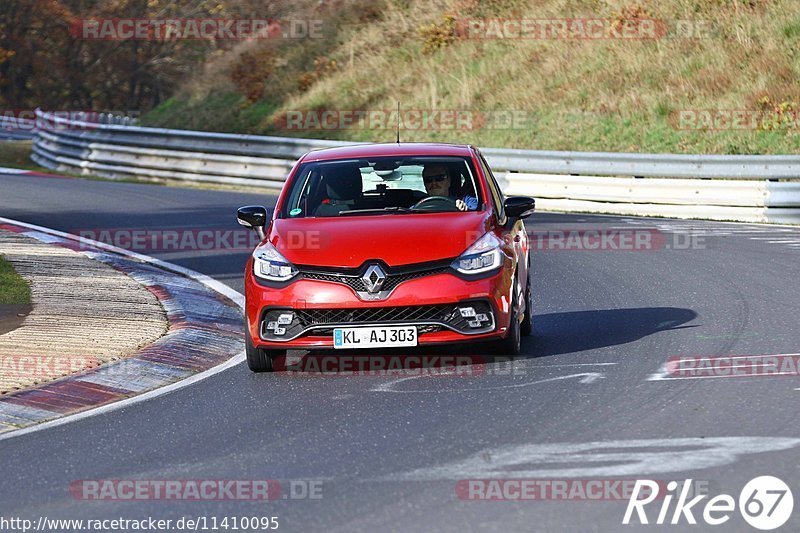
[0,230,168,393]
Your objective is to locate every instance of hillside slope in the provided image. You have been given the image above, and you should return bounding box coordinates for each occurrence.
[143,0,800,154]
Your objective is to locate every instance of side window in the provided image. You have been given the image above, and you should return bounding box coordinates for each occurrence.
[283,167,318,218]
[478,153,505,221]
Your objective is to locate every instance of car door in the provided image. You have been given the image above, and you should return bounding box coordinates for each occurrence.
[476,150,530,302]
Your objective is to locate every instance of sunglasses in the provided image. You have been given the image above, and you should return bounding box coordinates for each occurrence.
[423,173,448,183]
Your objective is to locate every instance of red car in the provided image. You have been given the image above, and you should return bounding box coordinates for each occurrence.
[237,143,535,372]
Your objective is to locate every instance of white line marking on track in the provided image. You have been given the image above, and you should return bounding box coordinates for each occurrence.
[0,167,30,174]
[589,211,800,230]
[535,362,618,367]
[387,437,800,480]
[0,217,245,443]
[370,372,605,394]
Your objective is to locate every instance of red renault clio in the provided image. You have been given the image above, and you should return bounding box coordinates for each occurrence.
[237,143,535,371]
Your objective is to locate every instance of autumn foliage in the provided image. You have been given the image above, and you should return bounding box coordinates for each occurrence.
[0,0,283,111]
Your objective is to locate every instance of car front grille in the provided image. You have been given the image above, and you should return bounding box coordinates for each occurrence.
[295,304,453,325]
[310,324,443,336]
[298,263,451,295]
[260,301,495,342]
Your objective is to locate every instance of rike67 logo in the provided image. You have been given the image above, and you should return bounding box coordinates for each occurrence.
[623,476,793,530]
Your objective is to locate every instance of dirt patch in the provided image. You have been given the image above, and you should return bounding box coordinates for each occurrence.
[0,303,32,336]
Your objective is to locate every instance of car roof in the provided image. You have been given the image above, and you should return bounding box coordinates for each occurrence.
[300,143,476,162]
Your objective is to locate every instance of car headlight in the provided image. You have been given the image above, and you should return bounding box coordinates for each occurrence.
[451,232,503,275]
[253,242,298,282]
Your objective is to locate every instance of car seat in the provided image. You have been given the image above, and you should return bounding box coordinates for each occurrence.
[314,164,363,217]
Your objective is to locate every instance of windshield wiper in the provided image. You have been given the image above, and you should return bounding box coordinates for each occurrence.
[339,207,412,216]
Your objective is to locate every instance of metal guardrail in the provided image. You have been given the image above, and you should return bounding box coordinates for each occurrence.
[1,113,139,141]
[484,147,800,180]
[30,109,800,223]
[31,109,800,179]
[0,116,36,141]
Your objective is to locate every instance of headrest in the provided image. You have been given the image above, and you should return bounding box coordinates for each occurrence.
[324,164,362,201]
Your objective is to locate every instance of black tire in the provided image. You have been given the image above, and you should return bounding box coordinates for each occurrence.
[491,278,522,357]
[245,329,279,372]
[520,274,533,337]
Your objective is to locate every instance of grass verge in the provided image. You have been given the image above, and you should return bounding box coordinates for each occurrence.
[0,255,31,306]
[0,141,51,173]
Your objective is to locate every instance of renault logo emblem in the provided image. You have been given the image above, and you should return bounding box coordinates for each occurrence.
[362,264,386,293]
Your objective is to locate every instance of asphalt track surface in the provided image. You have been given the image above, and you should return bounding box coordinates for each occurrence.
[2,170,800,532]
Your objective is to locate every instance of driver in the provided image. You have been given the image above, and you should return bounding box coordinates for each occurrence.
[422,163,478,211]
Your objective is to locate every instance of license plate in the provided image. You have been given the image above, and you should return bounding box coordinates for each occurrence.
[333,326,418,349]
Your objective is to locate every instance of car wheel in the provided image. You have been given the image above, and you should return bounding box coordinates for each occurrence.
[520,275,533,337]
[491,279,522,357]
[245,328,278,372]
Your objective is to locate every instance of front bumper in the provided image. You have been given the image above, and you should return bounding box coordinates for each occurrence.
[245,265,513,350]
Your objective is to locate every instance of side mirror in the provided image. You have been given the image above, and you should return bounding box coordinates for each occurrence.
[504,196,535,220]
[237,205,267,240]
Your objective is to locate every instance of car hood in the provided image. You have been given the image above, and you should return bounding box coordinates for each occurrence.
[268,212,492,268]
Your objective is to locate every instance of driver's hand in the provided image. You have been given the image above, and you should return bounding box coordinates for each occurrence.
[456,199,467,211]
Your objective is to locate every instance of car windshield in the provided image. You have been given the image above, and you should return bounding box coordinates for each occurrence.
[280,156,482,218]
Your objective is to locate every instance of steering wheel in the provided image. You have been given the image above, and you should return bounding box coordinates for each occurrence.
[410,195,460,212]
